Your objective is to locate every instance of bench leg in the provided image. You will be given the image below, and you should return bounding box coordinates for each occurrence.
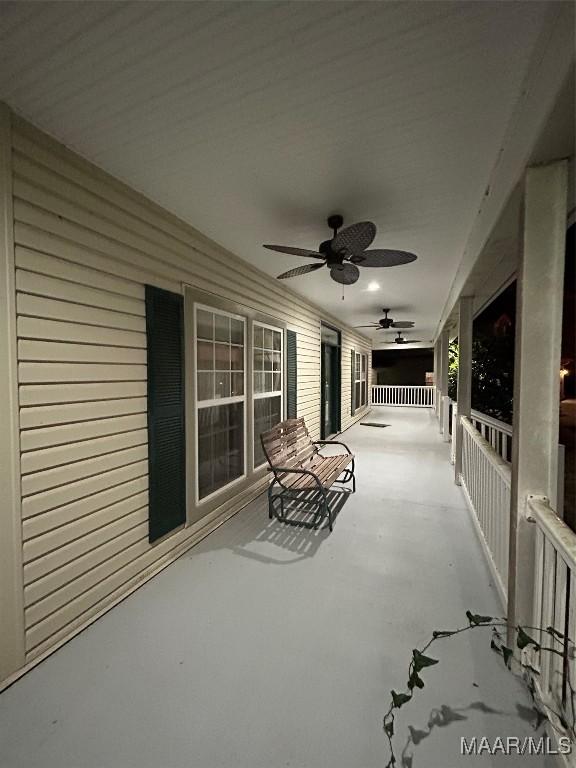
[326,498,333,532]
[317,487,332,531]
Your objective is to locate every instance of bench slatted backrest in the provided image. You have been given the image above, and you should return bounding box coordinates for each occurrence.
[261,418,316,472]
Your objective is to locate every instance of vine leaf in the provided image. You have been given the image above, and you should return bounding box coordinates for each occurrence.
[517,627,540,651]
[391,690,411,709]
[408,671,425,690]
[412,650,439,671]
[466,610,493,626]
[502,646,513,668]
[384,719,394,737]
[547,626,564,640]
[432,630,454,638]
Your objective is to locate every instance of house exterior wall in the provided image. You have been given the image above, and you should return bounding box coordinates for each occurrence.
[1,109,371,684]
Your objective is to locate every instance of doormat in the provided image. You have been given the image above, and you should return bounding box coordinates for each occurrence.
[360,422,390,428]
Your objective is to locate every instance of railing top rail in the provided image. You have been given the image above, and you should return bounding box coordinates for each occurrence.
[470,408,513,436]
[461,416,512,485]
[528,496,576,569]
[371,385,434,389]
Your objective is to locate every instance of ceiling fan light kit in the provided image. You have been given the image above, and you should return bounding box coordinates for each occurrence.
[264,216,418,286]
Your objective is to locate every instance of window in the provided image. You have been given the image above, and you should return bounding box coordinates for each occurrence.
[354,351,368,411]
[253,323,283,467]
[195,306,246,501]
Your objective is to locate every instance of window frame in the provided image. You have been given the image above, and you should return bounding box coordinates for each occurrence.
[194,302,247,506]
[354,350,368,412]
[252,320,284,470]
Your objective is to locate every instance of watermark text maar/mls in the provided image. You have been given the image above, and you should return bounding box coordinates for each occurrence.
[460,736,572,756]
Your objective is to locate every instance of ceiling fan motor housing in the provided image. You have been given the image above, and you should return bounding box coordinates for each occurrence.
[319,239,345,266]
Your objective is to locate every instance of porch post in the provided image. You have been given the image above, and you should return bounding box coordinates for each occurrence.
[433,340,440,417]
[454,297,473,484]
[438,328,449,433]
[0,103,25,681]
[507,160,567,636]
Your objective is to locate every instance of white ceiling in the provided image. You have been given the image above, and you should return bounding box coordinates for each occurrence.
[0,1,552,348]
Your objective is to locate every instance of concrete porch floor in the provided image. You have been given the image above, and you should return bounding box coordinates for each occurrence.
[0,408,550,768]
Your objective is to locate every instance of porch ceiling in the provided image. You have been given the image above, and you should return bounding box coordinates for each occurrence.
[0,1,552,347]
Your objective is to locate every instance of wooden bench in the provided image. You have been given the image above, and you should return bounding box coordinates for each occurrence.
[260,417,355,530]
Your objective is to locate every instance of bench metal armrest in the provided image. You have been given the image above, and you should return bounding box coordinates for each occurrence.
[268,465,323,490]
[314,440,352,455]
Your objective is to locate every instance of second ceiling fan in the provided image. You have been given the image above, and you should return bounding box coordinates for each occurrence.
[384,331,423,344]
[355,308,415,330]
[264,215,417,285]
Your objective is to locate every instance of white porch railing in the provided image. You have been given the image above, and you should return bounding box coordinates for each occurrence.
[529,496,576,737]
[460,416,511,606]
[470,409,513,463]
[371,385,435,408]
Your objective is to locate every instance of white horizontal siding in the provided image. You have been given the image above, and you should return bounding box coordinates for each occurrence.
[11,115,371,663]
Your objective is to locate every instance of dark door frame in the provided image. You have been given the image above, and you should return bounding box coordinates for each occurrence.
[320,323,341,439]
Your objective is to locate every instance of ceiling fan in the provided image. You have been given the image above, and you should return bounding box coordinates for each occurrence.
[384,331,423,345]
[263,215,417,286]
[355,308,415,330]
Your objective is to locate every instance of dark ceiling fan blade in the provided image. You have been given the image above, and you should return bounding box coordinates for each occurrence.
[331,221,376,256]
[277,263,324,279]
[354,324,380,328]
[391,321,415,328]
[264,244,324,259]
[330,263,359,285]
[352,249,417,267]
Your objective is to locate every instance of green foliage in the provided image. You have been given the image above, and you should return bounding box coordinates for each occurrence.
[382,612,575,767]
[448,341,458,401]
[446,332,514,425]
[471,333,514,424]
[391,691,411,708]
[466,610,493,625]
[517,627,540,651]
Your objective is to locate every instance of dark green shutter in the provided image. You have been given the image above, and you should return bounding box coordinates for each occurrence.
[286,330,297,419]
[351,350,356,416]
[146,285,186,542]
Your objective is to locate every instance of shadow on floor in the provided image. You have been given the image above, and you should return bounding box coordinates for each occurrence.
[200,487,352,565]
[397,700,544,767]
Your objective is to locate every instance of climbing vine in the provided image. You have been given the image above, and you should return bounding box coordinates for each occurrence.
[383,611,575,767]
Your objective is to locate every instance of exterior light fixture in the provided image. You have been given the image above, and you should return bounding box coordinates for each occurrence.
[560,368,569,400]
[367,281,380,292]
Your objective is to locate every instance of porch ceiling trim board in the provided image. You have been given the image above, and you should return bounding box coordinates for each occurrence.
[4,106,372,683]
[0,102,26,681]
[436,2,575,339]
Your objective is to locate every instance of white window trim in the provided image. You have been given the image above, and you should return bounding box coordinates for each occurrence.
[194,303,247,506]
[354,350,368,411]
[252,320,284,470]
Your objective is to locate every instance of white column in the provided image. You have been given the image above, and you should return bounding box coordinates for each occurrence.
[438,328,449,433]
[508,160,567,637]
[454,297,473,484]
[433,340,439,416]
[0,103,25,683]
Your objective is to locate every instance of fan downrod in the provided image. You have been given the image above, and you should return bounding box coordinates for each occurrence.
[327,214,343,235]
